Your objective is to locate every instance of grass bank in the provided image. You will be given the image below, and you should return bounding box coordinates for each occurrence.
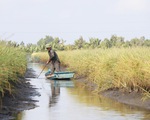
[31,47,150,99]
[0,44,27,97]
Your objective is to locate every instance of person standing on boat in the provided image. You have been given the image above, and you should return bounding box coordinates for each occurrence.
[46,44,60,77]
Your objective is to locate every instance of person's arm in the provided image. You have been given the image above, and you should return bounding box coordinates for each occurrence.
[46,59,51,64]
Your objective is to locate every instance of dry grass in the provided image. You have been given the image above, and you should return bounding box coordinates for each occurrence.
[32,47,150,98]
[0,45,27,97]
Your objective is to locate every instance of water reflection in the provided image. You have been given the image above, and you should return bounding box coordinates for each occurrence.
[49,80,74,107]
[49,82,60,107]
[66,85,150,120]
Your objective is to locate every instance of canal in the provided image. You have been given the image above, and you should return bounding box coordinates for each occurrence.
[15,63,150,120]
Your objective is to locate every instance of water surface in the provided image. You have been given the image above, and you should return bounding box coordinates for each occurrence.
[15,63,150,120]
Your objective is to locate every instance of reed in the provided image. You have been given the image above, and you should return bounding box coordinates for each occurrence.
[32,47,150,98]
[31,52,48,63]
[0,44,27,97]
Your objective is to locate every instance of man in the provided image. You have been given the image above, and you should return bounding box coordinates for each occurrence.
[46,44,60,77]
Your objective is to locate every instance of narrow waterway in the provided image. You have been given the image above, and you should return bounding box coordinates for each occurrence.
[15,63,150,120]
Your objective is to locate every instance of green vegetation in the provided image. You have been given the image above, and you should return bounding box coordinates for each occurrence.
[0,41,27,97]
[1,34,150,99]
[31,52,48,63]
[32,47,150,99]
[24,35,150,52]
[2,35,150,53]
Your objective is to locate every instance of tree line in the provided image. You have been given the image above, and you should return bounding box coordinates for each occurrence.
[1,35,150,52]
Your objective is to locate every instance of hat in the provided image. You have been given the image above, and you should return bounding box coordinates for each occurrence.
[45,44,52,49]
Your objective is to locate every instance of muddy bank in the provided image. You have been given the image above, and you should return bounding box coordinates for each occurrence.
[100,89,150,110]
[0,68,40,120]
[75,78,150,111]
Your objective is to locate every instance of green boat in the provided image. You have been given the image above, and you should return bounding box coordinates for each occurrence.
[45,69,75,80]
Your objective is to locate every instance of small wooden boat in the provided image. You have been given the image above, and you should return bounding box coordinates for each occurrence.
[45,69,75,80]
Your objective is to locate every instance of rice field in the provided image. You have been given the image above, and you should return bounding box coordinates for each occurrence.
[31,47,150,98]
[0,44,27,97]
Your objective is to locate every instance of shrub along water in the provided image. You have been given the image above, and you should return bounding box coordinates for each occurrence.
[0,44,27,97]
[32,47,150,98]
[31,52,48,63]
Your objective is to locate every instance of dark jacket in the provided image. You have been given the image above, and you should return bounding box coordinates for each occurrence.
[48,50,60,63]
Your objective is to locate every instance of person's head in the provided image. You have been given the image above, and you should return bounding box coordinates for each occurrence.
[46,44,52,50]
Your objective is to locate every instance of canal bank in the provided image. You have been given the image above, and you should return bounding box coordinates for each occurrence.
[101,89,150,110]
[75,78,150,111]
[0,68,40,120]
[0,63,150,120]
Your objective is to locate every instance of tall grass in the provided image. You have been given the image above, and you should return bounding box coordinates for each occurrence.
[31,52,48,63]
[0,44,27,97]
[32,47,150,97]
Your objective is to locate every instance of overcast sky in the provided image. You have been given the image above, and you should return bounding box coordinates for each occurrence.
[0,0,150,44]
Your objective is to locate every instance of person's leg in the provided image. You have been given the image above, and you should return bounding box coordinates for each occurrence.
[46,62,55,78]
[54,61,60,72]
[50,62,55,74]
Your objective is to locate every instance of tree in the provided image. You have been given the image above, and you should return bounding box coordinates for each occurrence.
[130,37,144,47]
[143,39,150,47]
[100,38,111,48]
[115,37,125,47]
[37,36,54,46]
[110,35,124,47]
[74,36,86,49]
[89,38,101,48]
[123,41,132,48]
[20,41,25,46]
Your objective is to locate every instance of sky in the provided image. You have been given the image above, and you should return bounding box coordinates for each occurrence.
[0,0,150,45]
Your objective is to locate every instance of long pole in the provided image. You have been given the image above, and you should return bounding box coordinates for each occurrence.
[37,64,47,78]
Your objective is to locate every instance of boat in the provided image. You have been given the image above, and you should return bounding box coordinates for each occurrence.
[45,69,75,80]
